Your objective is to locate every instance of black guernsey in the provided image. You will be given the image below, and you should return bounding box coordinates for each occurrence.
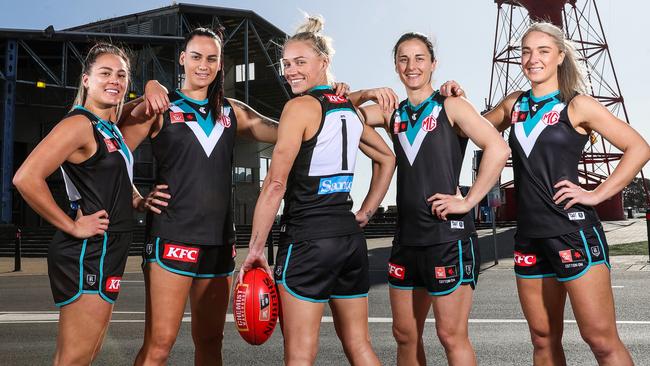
[279,86,364,245]
[509,89,600,237]
[61,107,134,232]
[390,91,474,246]
[149,90,237,246]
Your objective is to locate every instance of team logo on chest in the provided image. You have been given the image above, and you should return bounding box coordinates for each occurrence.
[514,100,565,158]
[397,104,443,166]
[421,115,437,132]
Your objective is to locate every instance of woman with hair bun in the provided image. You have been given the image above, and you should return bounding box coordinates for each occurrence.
[240,15,394,365]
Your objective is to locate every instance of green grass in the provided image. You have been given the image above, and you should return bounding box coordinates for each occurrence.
[609,241,649,256]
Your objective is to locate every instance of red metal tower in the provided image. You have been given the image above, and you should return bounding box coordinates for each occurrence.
[486,0,647,220]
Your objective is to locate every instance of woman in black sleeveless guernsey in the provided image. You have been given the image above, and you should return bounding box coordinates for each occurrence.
[118,27,350,365]
[352,33,510,366]
[475,22,647,365]
[13,43,135,365]
[240,15,394,365]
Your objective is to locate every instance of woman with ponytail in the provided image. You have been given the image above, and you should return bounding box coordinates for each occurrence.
[13,43,135,365]
[449,22,648,365]
[240,15,394,365]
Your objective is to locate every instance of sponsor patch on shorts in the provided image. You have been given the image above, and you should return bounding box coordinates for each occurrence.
[450,220,465,229]
[559,249,585,263]
[434,265,458,279]
[105,276,121,293]
[514,251,537,267]
[388,262,405,280]
[162,243,200,263]
[567,211,585,221]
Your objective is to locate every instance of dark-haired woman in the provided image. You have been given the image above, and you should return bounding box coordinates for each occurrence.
[354,32,510,365]
[13,43,135,365]
[121,27,348,365]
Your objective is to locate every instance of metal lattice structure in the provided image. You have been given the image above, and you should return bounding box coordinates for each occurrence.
[0,4,291,226]
[487,0,646,197]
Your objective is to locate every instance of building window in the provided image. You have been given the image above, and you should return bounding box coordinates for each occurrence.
[233,167,253,183]
[235,63,255,82]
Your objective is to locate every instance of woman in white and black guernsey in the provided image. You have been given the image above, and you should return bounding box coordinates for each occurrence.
[475,22,648,365]
[353,33,510,366]
[13,43,135,365]
[240,15,394,365]
[119,27,349,364]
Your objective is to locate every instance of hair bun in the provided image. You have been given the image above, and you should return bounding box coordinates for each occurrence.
[296,15,324,34]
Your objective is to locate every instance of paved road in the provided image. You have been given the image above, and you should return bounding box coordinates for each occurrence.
[1,258,649,365]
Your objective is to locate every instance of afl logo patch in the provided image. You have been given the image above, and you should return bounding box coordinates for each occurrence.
[421,115,437,132]
[219,114,232,128]
[104,138,119,152]
[86,274,97,286]
[170,112,185,123]
[542,111,560,126]
[145,243,153,255]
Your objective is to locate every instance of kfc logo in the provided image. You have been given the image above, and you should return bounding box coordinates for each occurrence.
[163,243,199,263]
[105,276,121,293]
[170,112,185,123]
[514,251,537,267]
[388,262,405,280]
[323,93,347,104]
[542,111,560,126]
[219,114,232,128]
[104,138,119,152]
[421,115,437,132]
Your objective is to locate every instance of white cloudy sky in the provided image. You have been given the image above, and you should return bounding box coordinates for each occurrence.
[2,0,647,209]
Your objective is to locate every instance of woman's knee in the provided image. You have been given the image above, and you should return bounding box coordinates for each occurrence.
[581,330,618,358]
[392,323,420,347]
[528,324,562,351]
[192,328,224,350]
[143,331,178,361]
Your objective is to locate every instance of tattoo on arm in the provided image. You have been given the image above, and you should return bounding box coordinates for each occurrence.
[232,99,278,129]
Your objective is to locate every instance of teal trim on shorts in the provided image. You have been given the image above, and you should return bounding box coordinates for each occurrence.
[515,273,557,279]
[388,283,426,291]
[469,236,477,286]
[98,232,114,304]
[151,237,234,278]
[428,240,464,296]
[557,229,593,282]
[280,244,328,303]
[330,293,368,299]
[55,238,89,307]
[592,226,611,269]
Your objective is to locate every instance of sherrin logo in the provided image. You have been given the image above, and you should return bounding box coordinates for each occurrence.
[318,175,354,195]
[163,243,200,263]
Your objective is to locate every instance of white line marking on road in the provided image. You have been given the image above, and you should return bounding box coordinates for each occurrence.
[2,313,649,325]
[612,285,625,288]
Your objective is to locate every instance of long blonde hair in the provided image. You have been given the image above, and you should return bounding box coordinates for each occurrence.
[286,15,335,83]
[72,43,131,120]
[521,22,586,102]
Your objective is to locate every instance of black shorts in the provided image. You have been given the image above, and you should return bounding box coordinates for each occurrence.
[142,237,236,278]
[274,232,369,303]
[514,224,610,281]
[48,231,132,307]
[388,234,479,296]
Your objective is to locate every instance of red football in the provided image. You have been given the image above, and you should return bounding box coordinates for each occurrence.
[233,268,279,345]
